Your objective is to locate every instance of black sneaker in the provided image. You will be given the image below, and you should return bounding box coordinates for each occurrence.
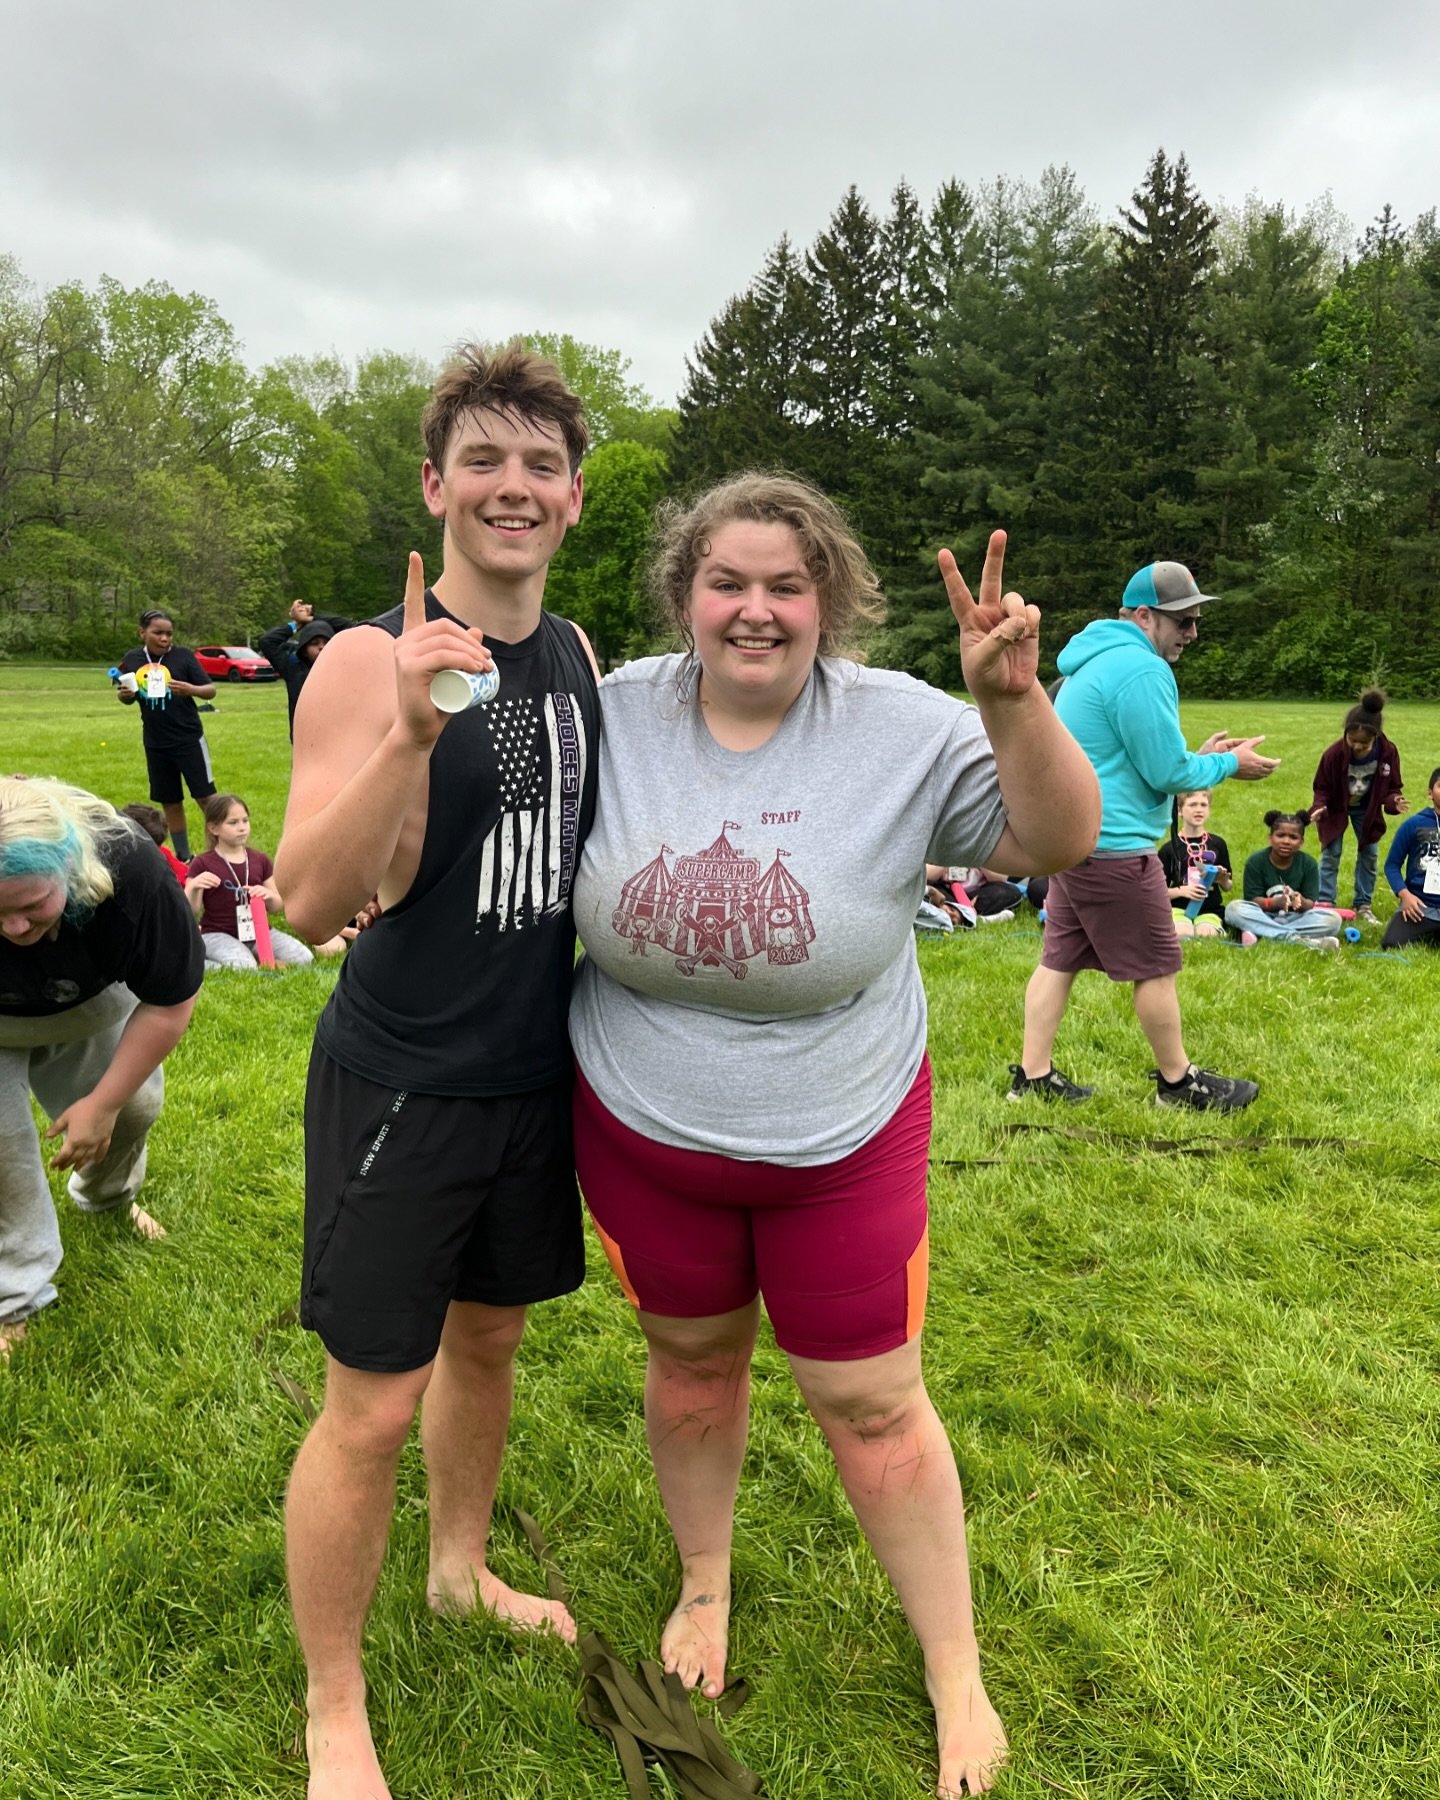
[1007,1064,1093,1103]
[1152,1065,1259,1111]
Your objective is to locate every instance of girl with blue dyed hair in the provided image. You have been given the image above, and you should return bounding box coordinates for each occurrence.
[0,776,204,1359]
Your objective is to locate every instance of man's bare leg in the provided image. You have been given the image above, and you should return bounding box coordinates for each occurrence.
[423,1301,575,1640]
[640,1302,759,1699]
[792,1338,1007,1797]
[287,1356,432,1800]
[1132,973,1188,1082]
[1019,964,1077,1077]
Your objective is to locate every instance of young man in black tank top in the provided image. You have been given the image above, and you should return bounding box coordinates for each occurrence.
[275,345,599,1800]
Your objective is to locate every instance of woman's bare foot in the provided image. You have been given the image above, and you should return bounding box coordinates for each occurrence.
[931,1669,1008,1796]
[0,1320,27,1363]
[426,1564,576,1643]
[660,1570,731,1700]
[128,1203,167,1240]
[306,1704,391,1800]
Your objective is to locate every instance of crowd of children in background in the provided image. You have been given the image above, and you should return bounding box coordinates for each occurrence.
[917,687,1438,957]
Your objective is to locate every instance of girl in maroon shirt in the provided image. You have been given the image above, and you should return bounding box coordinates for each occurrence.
[185,794,320,970]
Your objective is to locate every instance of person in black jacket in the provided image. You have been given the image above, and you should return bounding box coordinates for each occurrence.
[258,603,354,737]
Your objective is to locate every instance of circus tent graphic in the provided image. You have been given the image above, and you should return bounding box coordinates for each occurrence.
[612,846,677,952]
[756,850,815,964]
[610,823,814,978]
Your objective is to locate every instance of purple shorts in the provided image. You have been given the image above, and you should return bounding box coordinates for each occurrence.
[573,1059,932,1363]
[1041,854,1184,982]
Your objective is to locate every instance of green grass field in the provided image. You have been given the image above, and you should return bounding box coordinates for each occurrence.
[3,663,1439,1799]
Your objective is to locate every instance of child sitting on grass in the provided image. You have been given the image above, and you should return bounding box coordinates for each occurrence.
[1309,688,1405,925]
[1225,810,1344,948]
[185,794,322,970]
[119,803,189,885]
[1381,766,1440,950]
[1157,789,1231,938]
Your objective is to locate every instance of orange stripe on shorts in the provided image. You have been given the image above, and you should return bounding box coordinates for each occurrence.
[905,1224,929,1340]
[591,1218,640,1310]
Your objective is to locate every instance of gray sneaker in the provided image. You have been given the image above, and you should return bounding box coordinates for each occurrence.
[1007,1064,1093,1103]
[1153,1065,1259,1111]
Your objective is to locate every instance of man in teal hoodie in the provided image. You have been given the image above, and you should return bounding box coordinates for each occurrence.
[1008,561,1278,1110]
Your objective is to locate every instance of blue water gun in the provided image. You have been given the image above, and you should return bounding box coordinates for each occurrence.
[1183,853,1219,920]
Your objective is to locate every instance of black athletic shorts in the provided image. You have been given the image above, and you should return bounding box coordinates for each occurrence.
[145,737,217,806]
[301,1046,585,1373]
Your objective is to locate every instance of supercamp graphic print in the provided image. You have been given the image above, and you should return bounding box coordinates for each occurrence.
[475,690,588,931]
[609,823,815,978]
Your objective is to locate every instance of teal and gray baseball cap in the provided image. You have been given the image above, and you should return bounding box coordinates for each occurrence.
[1121,561,1218,612]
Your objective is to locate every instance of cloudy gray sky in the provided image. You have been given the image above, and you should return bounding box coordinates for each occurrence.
[3,0,1437,404]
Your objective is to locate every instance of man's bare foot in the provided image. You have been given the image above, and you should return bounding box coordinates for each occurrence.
[129,1203,167,1241]
[660,1575,731,1700]
[932,1670,1008,1796]
[426,1564,577,1643]
[0,1320,27,1364]
[306,1705,391,1800]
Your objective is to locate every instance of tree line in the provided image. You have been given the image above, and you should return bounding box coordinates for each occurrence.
[0,268,675,668]
[3,148,1438,694]
[675,153,1440,697]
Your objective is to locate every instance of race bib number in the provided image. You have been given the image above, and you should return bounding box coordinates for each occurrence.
[1423,859,1440,897]
[235,897,257,943]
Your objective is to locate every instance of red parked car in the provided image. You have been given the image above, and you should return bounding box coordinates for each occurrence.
[194,645,279,682]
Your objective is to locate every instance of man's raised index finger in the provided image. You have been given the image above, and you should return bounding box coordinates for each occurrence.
[401,552,426,633]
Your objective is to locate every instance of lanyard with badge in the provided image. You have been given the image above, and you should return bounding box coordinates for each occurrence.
[223,851,257,942]
[1424,810,1440,897]
[142,652,171,708]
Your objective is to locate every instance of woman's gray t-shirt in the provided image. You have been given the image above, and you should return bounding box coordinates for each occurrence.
[569,653,1007,1164]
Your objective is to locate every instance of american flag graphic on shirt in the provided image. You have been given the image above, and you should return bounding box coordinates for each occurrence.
[475,690,588,931]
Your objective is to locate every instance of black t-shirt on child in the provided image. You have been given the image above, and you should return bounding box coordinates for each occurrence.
[117,647,208,750]
[1157,832,1232,920]
[0,825,204,1016]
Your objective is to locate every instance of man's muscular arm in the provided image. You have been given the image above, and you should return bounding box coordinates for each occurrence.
[275,554,495,943]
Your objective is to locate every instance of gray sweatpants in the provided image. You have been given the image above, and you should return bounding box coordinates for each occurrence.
[0,985,164,1325]
[202,930,313,970]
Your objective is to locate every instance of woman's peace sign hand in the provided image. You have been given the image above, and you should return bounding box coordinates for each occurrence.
[939,530,1041,702]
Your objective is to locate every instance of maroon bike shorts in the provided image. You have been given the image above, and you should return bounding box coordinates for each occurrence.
[573,1057,932,1363]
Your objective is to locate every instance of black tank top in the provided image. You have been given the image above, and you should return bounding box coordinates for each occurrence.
[317,592,600,1095]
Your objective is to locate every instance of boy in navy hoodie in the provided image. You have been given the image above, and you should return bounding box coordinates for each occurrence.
[1382,767,1440,949]
[1009,561,1277,1110]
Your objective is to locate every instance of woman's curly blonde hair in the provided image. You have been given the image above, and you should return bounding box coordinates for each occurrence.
[650,472,885,660]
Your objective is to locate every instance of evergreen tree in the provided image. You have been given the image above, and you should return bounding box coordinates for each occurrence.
[882,170,1103,681]
[856,181,945,578]
[669,235,814,489]
[798,187,885,497]
[1085,149,1218,569]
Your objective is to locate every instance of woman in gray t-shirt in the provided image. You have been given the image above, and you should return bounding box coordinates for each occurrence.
[570,473,1099,1798]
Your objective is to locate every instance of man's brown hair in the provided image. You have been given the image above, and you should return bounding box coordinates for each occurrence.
[421,340,589,474]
